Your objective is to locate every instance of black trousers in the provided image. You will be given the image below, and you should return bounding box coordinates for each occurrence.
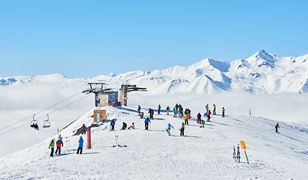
[50,148,54,157]
[145,123,149,130]
[77,147,83,154]
[55,147,61,155]
[180,129,184,136]
[185,119,188,125]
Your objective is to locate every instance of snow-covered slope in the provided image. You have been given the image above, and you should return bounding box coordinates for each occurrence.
[1,106,308,179]
[1,50,308,94]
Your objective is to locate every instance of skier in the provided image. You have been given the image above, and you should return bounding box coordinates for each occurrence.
[166,106,170,115]
[213,104,216,115]
[207,110,212,122]
[137,105,141,115]
[236,144,241,163]
[180,122,185,136]
[197,113,202,124]
[275,122,280,133]
[81,124,86,135]
[173,106,177,117]
[158,104,161,115]
[148,108,154,119]
[178,105,183,118]
[110,119,115,131]
[49,138,55,157]
[166,123,174,136]
[233,146,236,162]
[55,138,64,155]
[128,122,135,130]
[222,107,225,118]
[121,122,127,130]
[144,117,151,130]
[184,113,190,125]
[205,104,209,113]
[175,104,179,114]
[77,136,84,154]
[140,112,144,119]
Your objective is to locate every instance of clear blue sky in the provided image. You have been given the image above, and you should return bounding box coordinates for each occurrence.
[1,0,307,77]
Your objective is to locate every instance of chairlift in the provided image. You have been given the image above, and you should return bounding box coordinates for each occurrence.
[30,114,39,130]
[43,114,51,128]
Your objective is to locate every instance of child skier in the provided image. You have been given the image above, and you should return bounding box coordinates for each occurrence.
[55,138,64,155]
[144,117,151,130]
[128,122,135,130]
[184,113,190,125]
[166,123,174,136]
[180,122,185,136]
[77,136,84,154]
[49,138,55,157]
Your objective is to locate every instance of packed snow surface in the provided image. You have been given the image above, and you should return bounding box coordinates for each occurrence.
[1,106,307,179]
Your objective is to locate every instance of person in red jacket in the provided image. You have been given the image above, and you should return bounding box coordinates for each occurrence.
[207,110,212,122]
[55,138,64,155]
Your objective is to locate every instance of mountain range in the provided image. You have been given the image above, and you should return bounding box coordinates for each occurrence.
[1,50,308,94]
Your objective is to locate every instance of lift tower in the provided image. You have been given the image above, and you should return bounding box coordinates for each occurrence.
[120,84,146,106]
[83,83,112,107]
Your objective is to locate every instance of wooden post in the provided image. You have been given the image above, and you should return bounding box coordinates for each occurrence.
[87,127,91,149]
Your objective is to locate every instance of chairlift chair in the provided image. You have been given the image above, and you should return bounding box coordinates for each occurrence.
[43,114,51,128]
[30,114,39,130]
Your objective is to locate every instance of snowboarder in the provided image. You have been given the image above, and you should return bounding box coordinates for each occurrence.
[81,124,86,135]
[158,104,161,115]
[166,106,170,115]
[236,144,241,163]
[207,110,212,122]
[55,138,64,155]
[121,122,127,130]
[197,113,202,124]
[180,122,185,136]
[222,107,225,118]
[166,123,174,136]
[213,104,216,115]
[77,136,84,154]
[137,105,141,115]
[49,138,55,157]
[110,119,115,131]
[128,122,135,130]
[275,122,280,133]
[144,117,151,130]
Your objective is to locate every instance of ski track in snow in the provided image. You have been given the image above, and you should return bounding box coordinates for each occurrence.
[1,106,307,180]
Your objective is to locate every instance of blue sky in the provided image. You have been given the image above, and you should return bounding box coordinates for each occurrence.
[0,0,307,77]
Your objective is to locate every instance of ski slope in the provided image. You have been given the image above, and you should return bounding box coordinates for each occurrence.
[1,106,307,179]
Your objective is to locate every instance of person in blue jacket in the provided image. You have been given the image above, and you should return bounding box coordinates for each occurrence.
[110,119,115,131]
[144,117,151,130]
[77,136,84,154]
[166,123,174,136]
